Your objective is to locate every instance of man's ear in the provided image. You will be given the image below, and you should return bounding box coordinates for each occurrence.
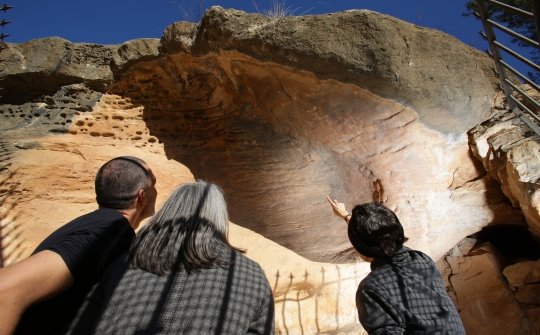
[136,188,146,209]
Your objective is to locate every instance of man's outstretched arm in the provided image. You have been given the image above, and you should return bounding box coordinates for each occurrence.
[0,250,73,335]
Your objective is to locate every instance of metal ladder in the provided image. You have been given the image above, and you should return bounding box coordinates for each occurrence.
[475,0,540,135]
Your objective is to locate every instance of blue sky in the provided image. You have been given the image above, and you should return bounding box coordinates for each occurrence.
[2,0,536,79]
[4,1,486,49]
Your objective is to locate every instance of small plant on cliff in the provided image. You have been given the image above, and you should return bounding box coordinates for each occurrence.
[174,0,204,22]
[252,0,307,19]
[265,0,293,19]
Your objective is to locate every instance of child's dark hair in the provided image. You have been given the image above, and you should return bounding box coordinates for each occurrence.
[348,202,408,258]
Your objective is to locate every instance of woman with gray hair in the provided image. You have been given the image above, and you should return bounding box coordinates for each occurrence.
[68,181,275,335]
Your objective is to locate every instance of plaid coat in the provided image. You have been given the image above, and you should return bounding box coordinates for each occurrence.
[356,247,465,334]
[68,249,274,335]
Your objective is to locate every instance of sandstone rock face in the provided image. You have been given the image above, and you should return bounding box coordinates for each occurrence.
[0,112,369,333]
[100,49,521,263]
[0,6,534,334]
[447,243,534,334]
[0,38,114,104]
[465,90,540,333]
[0,83,102,135]
[469,107,540,236]
[160,22,197,54]
[194,7,499,134]
[0,37,161,105]
[503,260,540,287]
[528,307,540,334]
[111,38,161,76]
[514,285,540,305]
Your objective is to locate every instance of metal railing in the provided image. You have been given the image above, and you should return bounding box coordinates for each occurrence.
[475,0,540,135]
[0,3,12,41]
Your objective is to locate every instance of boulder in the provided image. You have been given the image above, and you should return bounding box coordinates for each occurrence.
[0,38,114,104]
[193,6,499,134]
[469,108,540,236]
[160,22,198,54]
[447,243,533,334]
[0,37,163,105]
[503,260,540,288]
[111,38,161,77]
[515,284,540,305]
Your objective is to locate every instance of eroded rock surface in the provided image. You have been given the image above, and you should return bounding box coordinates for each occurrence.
[0,7,523,263]
[447,243,536,334]
[503,260,540,287]
[101,50,521,263]
[0,99,369,333]
[469,104,540,236]
[0,38,114,104]
[193,7,499,133]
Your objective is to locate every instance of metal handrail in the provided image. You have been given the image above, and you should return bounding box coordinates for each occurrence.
[476,0,540,136]
[505,78,540,111]
[487,18,540,47]
[494,40,540,72]
[486,0,534,18]
[500,59,540,91]
[481,30,540,72]
[509,95,540,123]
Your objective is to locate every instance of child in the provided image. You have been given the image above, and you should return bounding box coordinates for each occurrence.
[328,197,465,334]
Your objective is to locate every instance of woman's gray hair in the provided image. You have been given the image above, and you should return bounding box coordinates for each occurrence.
[130,180,241,275]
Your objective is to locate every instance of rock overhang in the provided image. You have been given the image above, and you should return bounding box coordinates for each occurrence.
[0,6,522,264]
[98,49,520,262]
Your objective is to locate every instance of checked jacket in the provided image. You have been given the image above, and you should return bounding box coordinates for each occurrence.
[68,248,274,335]
[356,247,466,334]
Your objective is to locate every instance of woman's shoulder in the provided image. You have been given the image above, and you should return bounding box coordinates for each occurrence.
[230,250,269,279]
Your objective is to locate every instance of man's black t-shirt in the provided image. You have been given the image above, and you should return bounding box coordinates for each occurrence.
[15,208,135,335]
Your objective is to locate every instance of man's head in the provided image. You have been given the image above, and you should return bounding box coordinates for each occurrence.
[348,202,408,259]
[95,156,157,224]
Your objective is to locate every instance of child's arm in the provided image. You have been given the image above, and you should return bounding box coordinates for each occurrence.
[326,196,351,223]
